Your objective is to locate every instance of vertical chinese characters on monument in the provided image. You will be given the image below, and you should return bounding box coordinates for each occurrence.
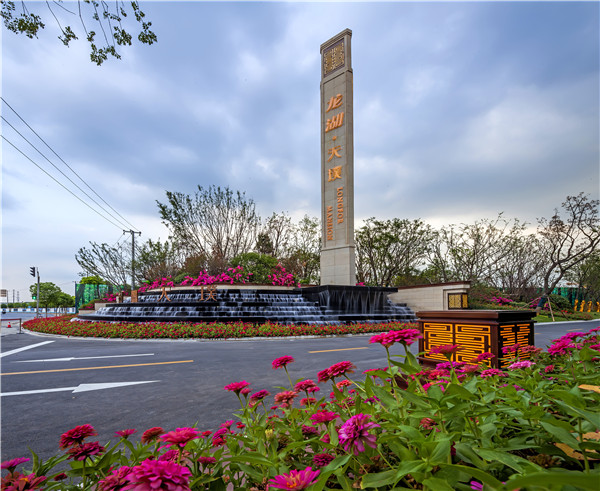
[320,30,356,285]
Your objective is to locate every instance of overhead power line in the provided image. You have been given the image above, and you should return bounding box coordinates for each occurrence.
[2,135,125,230]
[1,97,140,232]
[1,115,133,231]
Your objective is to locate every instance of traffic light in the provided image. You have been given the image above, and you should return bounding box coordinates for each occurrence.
[30,266,36,277]
[32,295,37,300]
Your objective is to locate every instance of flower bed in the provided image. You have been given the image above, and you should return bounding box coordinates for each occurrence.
[4,327,599,489]
[22,316,415,339]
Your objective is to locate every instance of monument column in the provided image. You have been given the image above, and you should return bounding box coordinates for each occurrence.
[320,29,356,286]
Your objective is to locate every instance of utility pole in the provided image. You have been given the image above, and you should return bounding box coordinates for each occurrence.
[123,230,141,291]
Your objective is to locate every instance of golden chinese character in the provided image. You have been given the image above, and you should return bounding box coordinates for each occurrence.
[206,285,217,301]
[326,94,343,112]
[323,42,345,75]
[328,166,342,181]
[325,112,344,132]
[327,145,342,162]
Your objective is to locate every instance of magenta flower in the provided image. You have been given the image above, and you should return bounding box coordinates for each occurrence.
[317,368,332,383]
[338,413,380,455]
[141,427,165,444]
[480,368,508,378]
[98,466,132,491]
[1,471,46,490]
[1,457,30,471]
[429,344,462,357]
[507,360,535,370]
[370,329,422,348]
[249,389,270,402]
[274,390,298,408]
[294,379,319,392]
[198,456,217,466]
[310,410,339,425]
[473,352,495,363]
[123,459,192,491]
[66,441,105,461]
[272,356,295,369]
[268,466,320,490]
[59,424,97,449]
[159,427,201,448]
[115,429,136,439]
[326,361,357,379]
[312,453,335,467]
[223,380,250,394]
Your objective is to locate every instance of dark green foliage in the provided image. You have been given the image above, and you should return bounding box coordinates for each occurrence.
[230,252,278,284]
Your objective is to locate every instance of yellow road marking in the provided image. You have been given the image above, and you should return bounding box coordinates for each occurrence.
[309,347,369,354]
[1,360,194,376]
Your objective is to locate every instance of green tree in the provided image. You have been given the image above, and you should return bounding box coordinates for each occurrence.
[356,218,434,287]
[29,282,62,313]
[1,0,157,65]
[157,185,261,270]
[79,275,106,285]
[231,252,278,284]
[536,193,600,311]
[280,215,320,285]
[135,238,181,282]
[76,241,131,287]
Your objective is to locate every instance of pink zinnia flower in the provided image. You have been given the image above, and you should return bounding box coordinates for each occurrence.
[223,380,250,394]
[268,466,320,490]
[473,352,495,363]
[548,339,574,356]
[272,356,295,369]
[98,466,132,491]
[507,360,535,370]
[1,471,46,490]
[123,459,192,491]
[158,449,180,463]
[302,425,319,436]
[317,368,332,383]
[544,364,555,373]
[198,456,216,466]
[59,424,97,449]
[338,413,380,455]
[383,329,422,346]
[480,368,508,378]
[420,418,437,430]
[336,379,353,389]
[1,457,30,471]
[115,429,136,439]
[326,361,356,379]
[141,427,165,444]
[249,389,270,402]
[274,390,298,408]
[159,427,200,448]
[66,441,105,461]
[502,344,521,355]
[435,361,464,370]
[294,379,319,392]
[300,397,317,406]
[312,453,335,468]
[429,344,462,356]
[310,410,339,425]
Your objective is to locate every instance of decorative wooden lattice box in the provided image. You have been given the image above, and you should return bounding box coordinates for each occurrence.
[416,310,536,368]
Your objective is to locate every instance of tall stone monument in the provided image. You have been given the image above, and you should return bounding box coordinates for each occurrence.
[320,29,356,286]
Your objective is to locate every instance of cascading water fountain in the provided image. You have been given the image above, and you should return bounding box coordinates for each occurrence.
[81,285,416,325]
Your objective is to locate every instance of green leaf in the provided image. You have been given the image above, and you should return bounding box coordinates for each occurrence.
[422,477,455,491]
[503,470,600,491]
[552,400,600,429]
[439,464,503,488]
[360,469,399,488]
[476,448,541,472]
[540,421,581,448]
[430,438,452,464]
[226,453,274,466]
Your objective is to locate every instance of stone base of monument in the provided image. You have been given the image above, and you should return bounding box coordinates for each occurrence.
[416,310,536,369]
[79,285,416,325]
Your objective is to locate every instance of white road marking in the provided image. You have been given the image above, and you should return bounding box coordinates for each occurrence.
[1,380,159,397]
[0,341,55,358]
[18,353,155,363]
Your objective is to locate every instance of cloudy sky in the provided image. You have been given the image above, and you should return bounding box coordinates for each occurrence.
[2,1,598,301]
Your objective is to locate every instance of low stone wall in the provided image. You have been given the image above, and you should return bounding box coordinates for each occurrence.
[388,282,470,311]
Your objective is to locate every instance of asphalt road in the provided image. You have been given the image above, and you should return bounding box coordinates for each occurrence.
[1,319,597,465]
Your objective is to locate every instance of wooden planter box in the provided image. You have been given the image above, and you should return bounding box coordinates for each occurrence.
[416,310,536,368]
